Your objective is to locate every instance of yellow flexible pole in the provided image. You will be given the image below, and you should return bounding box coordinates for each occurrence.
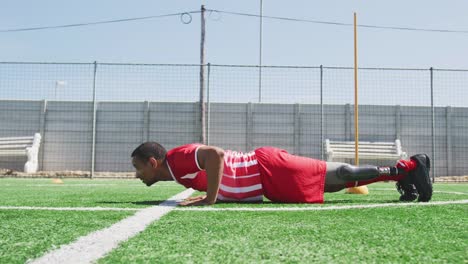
[347,12,369,195]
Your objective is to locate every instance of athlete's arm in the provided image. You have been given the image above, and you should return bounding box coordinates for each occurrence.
[195,145,225,205]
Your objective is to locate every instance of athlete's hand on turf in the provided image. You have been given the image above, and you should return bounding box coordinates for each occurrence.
[179,195,214,206]
[182,195,206,202]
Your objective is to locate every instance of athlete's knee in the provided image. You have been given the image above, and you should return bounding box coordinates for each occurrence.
[336,164,379,181]
[336,164,357,180]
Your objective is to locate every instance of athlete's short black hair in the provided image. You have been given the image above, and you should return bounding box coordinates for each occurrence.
[131,142,167,162]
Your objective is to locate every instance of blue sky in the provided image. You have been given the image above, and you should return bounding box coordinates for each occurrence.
[1,0,467,69]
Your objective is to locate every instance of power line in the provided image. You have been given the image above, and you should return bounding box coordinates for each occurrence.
[1,8,467,35]
[0,11,200,33]
[209,9,468,34]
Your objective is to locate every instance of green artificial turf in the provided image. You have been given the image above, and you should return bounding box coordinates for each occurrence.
[0,178,185,208]
[187,182,468,208]
[1,179,466,263]
[100,205,467,263]
[0,210,132,264]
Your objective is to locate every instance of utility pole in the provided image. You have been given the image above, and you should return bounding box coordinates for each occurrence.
[258,0,263,103]
[200,5,207,144]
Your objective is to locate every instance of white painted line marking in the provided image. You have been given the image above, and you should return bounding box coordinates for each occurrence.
[1,189,467,212]
[28,188,195,264]
[0,183,181,187]
[176,199,468,212]
[2,199,467,213]
[0,206,139,211]
[371,188,468,195]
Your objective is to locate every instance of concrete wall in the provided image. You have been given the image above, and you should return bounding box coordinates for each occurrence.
[0,100,467,176]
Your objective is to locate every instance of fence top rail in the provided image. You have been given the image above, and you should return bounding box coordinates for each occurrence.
[323,66,467,72]
[209,64,322,69]
[0,62,93,66]
[0,61,467,72]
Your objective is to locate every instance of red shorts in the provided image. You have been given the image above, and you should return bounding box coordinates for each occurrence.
[255,147,327,203]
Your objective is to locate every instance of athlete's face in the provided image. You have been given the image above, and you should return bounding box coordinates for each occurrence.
[132,157,160,186]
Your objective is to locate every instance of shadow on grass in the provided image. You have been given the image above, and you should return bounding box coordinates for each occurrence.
[97,199,403,207]
[324,199,400,204]
[97,200,167,206]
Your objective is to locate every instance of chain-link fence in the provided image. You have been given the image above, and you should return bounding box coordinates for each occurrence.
[0,62,466,178]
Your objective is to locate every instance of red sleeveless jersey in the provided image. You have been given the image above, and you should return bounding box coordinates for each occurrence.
[165,144,326,203]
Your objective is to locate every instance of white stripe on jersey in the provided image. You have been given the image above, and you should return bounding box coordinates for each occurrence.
[222,173,260,179]
[181,174,197,180]
[219,183,262,193]
[194,146,203,170]
[227,160,258,168]
[228,151,256,157]
[165,160,179,184]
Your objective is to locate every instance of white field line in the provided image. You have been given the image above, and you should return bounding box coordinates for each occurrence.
[28,188,195,264]
[0,206,139,211]
[0,183,181,187]
[1,190,467,212]
[2,198,468,212]
[176,199,468,212]
[371,188,468,195]
[1,184,138,187]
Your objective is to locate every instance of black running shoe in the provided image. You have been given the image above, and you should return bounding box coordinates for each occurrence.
[396,180,418,202]
[409,154,432,202]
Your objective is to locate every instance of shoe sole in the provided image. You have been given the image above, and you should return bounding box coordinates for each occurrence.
[396,181,418,202]
[399,194,418,202]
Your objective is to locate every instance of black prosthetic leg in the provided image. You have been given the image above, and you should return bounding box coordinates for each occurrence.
[335,164,397,181]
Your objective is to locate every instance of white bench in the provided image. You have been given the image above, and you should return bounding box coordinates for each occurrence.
[0,133,42,173]
[324,139,407,162]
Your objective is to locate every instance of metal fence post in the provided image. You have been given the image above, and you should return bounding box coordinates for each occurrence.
[294,103,301,155]
[246,102,253,151]
[395,105,401,140]
[345,103,351,141]
[39,99,47,171]
[206,63,211,145]
[143,101,150,142]
[91,61,98,179]
[320,65,324,160]
[446,106,452,176]
[430,67,435,181]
